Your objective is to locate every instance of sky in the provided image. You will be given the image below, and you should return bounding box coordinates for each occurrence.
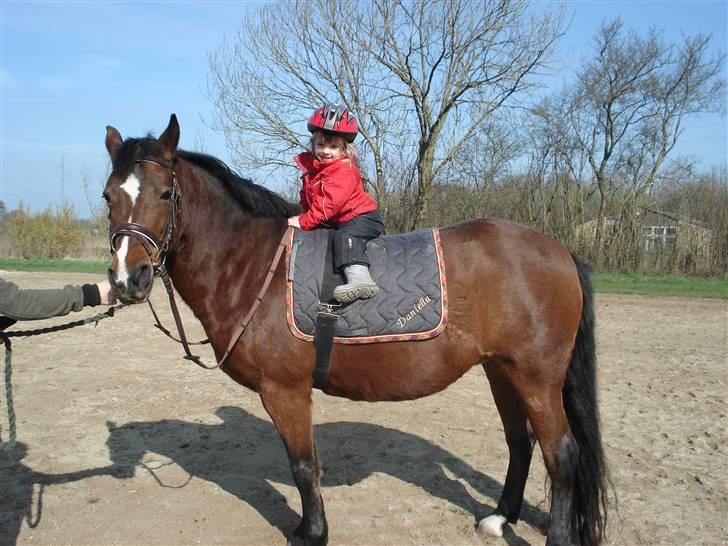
[1,0,726,218]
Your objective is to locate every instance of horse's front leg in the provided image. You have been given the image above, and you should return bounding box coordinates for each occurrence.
[260,383,328,546]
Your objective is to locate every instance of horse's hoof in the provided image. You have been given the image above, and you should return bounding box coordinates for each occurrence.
[477,513,507,537]
[292,523,328,546]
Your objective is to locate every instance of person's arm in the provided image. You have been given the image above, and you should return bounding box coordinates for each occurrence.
[0,278,114,321]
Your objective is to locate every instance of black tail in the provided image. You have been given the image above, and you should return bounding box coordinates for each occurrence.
[565,255,609,545]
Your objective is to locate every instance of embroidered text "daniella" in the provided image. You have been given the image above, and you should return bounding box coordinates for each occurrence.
[396,295,432,328]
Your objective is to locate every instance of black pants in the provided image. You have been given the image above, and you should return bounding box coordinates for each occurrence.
[333,211,385,271]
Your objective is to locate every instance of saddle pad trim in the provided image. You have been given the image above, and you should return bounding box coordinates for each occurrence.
[285,228,449,345]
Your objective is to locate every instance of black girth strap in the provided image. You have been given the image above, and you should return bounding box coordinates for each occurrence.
[313,229,340,390]
[313,310,337,390]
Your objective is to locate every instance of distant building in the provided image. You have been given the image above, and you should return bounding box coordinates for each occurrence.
[576,208,713,271]
[638,208,711,254]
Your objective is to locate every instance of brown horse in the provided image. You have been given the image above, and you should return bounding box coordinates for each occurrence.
[103,115,608,545]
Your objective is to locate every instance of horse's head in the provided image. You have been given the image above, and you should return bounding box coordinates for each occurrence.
[104,114,180,304]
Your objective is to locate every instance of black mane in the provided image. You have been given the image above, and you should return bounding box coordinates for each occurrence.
[178,150,300,218]
[114,137,299,218]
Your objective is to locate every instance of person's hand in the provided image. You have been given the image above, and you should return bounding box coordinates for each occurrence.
[287,215,301,229]
[97,280,116,305]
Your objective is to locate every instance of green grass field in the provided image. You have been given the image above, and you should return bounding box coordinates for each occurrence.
[2,259,726,299]
[0,258,108,275]
[591,271,727,299]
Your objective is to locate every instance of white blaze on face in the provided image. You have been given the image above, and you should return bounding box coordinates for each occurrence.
[115,173,142,284]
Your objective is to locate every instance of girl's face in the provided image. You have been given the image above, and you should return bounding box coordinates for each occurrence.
[313,133,346,163]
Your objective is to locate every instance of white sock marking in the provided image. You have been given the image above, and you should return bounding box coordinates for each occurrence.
[478,514,507,537]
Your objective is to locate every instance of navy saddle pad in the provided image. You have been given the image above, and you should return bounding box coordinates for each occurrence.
[285,227,448,344]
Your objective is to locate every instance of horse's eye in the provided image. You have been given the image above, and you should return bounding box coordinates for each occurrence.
[160,190,173,201]
[102,192,111,218]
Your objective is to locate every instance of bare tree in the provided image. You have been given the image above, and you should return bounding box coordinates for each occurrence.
[428,116,521,226]
[565,19,726,266]
[208,0,564,229]
[523,92,596,245]
[656,166,728,276]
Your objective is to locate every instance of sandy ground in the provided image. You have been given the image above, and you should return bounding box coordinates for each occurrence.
[0,271,726,546]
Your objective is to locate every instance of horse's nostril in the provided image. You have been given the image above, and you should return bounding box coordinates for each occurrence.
[132,264,153,292]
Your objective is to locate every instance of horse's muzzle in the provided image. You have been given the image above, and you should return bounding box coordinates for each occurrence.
[109,263,153,304]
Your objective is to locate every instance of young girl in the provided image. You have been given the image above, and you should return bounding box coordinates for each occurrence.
[287,103,384,303]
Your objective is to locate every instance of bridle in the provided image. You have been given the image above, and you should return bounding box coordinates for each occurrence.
[108,157,291,371]
[109,158,180,271]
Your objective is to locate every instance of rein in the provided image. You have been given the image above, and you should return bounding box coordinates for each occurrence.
[109,157,292,371]
[152,225,289,370]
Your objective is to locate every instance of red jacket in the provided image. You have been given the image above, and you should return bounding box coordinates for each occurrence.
[294,152,378,230]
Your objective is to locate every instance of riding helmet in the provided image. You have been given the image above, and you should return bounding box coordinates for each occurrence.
[307,103,358,142]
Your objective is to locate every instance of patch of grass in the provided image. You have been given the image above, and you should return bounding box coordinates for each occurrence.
[0,258,108,274]
[2,259,726,299]
[592,272,728,299]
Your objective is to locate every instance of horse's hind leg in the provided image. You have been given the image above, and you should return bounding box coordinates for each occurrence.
[478,365,536,537]
[527,385,577,546]
[259,384,328,546]
[503,371,577,546]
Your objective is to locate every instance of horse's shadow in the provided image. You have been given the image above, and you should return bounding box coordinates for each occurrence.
[1,407,548,545]
[104,406,548,543]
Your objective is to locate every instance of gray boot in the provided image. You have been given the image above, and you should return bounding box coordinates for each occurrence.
[334,264,379,303]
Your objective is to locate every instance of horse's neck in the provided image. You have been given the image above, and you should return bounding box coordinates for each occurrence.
[165,168,285,336]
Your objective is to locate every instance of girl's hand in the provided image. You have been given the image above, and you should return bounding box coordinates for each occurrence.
[287,216,301,228]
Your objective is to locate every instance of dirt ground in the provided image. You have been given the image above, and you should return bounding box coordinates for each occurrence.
[1,271,726,546]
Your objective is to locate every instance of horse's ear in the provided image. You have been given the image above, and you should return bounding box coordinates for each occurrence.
[158,114,180,161]
[105,126,123,163]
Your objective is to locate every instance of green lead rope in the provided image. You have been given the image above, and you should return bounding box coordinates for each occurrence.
[0,305,125,451]
[1,334,16,448]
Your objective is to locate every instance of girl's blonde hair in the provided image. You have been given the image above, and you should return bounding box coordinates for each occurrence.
[310,131,360,167]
